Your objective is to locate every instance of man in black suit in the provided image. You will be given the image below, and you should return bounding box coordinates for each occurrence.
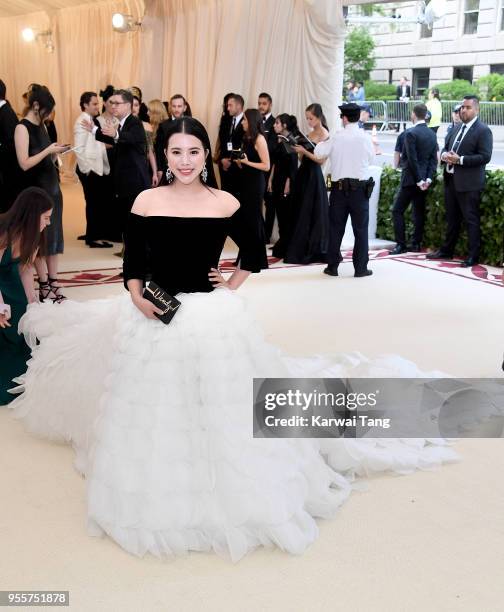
[0,80,23,212]
[389,104,438,255]
[83,89,150,238]
[258,92,276,242]
[219,94,244,197]
[395,76,411,133]
[154,94,190,182]
[427,95,493,267]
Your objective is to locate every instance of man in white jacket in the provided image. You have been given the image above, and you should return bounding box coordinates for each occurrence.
[73,91,112,248]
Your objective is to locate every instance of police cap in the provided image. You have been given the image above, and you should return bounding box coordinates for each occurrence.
[338,102,362,121]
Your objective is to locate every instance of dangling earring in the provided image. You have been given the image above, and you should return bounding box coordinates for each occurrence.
[201,166,208,183]
[166,167,173,182]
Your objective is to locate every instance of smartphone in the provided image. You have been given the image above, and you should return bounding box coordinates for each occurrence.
[60,145,83,155]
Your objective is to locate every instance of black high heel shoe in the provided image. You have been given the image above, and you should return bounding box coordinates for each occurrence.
[48,277,67,303]
[38,280,52,303]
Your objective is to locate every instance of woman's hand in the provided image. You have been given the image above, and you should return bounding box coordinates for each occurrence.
[80,119,93,132]
[233,152,248,168]
[0,304,11,329]
[132,296,164,320]
[208,268,231,289]
[48,143,71,155]
[151,173,159,188]
[293,145,306,156]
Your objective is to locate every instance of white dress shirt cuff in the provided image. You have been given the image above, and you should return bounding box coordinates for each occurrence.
[92,126,98,135]
[459,156,464,165]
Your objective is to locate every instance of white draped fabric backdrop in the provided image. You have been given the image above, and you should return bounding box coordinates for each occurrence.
[0,0,345,169]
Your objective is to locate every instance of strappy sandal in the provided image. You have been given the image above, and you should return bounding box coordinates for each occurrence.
[38,280,52,303]
[48,277,67,303]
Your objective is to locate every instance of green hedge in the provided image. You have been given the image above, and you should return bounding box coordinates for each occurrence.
[377,166,504,266]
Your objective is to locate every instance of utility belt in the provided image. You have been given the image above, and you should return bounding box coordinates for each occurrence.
[332,177,375,199]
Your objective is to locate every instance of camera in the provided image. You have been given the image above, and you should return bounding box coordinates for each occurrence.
[230,148,245,160]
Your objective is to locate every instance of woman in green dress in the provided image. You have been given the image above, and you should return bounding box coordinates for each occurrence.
[0,187,53,404]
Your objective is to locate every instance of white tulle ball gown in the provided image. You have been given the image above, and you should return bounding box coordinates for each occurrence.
[8,214,458,562]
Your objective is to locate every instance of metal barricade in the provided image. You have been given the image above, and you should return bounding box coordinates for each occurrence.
[358,99,504,129]
[359,100,388,131]
[386,100,417,130]
[440,101,504,126]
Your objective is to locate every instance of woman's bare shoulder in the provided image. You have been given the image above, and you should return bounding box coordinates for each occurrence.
[209,188,240,215]
[130,188,165,216]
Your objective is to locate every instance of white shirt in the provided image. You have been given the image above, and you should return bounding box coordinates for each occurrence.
[443,115,478,171]
[74,112,110,176]
[0,100,6,109]
[314,123,374,180]
[263,112,272,122]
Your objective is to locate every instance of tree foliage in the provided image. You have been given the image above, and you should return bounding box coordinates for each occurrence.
[344,27,376,83]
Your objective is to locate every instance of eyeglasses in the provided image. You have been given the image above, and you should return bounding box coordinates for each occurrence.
[109,101,128,106]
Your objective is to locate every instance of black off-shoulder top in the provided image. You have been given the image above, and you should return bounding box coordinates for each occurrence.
[123,213,262,295]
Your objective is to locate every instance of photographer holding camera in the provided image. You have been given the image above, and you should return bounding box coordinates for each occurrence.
[229,108,270,271]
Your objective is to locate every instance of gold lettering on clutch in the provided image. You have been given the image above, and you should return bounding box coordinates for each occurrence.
[146,285,180,314]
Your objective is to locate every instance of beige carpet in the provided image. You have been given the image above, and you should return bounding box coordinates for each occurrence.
[1,177,503,612]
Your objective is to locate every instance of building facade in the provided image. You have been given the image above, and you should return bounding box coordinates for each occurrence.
[353,0,504,96]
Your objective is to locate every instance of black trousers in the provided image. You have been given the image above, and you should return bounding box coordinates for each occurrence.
[442,174,481,259]
[76,167,109,242]
[328,187,369,272]
[392,184,427,246]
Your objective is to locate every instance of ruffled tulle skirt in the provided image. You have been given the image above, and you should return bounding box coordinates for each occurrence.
[9,289,458,561]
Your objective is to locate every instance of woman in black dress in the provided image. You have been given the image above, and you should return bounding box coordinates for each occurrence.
[268,114,299,259]
[284,103,329,265]
[10,118,458,562]
[231,108,270,271]
[14,84,69,302]
[97,85,121,242]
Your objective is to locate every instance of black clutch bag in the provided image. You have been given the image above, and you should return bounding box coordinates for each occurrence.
[142,281,181,325]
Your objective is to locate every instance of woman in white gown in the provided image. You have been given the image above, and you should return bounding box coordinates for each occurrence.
[9,118,457,562]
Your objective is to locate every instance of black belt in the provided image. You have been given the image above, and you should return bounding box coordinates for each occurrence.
[332,178,368,191]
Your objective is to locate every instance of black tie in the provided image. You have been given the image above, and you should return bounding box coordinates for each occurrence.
[451,124,466,153]
[447,124,466,171]
[230,117,236,136]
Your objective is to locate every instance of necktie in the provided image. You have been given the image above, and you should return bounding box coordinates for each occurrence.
[230,117,236,137]
[451,124,466,154]
[447,124,466,171]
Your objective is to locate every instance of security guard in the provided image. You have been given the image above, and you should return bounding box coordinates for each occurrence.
[315,103,375,277]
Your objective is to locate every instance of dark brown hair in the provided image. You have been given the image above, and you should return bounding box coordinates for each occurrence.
[243,108,265,144]
[0,187,53,265]
[306,103,329,131]
[28,84,55,121]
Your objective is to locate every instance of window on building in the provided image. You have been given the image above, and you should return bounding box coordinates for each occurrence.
[491,64,504,75]
[453,66,474,82]
[463,0,479,35]
[412,68,430,97]
[388,70,393,85]
[500,2,504,31]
